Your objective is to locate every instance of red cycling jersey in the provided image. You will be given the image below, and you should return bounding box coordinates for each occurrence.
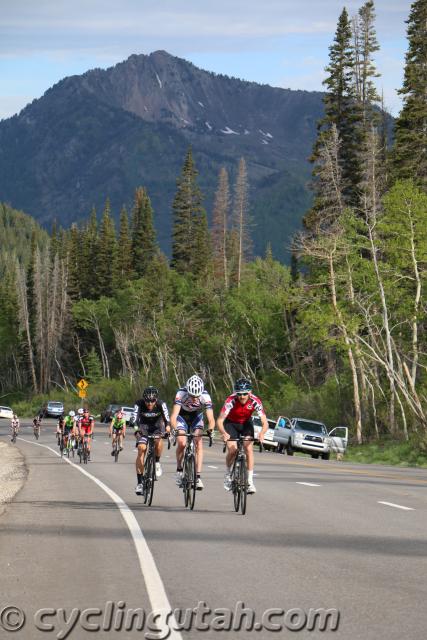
[220,393,265,424]
[80,416,94,434]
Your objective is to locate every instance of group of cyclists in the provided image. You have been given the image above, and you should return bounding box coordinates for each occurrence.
[131,374,268,496]
[8,374,269,497]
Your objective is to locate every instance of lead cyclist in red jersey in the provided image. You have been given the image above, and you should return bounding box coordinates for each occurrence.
[216,377,268,494]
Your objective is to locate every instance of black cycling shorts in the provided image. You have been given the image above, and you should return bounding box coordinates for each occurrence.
[224,419,254,439]
[135,417,165,445]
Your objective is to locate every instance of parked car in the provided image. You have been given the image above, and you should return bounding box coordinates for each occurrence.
[121,406,136,424]
[41,401,64,418]
[273,416,348,459]
[253,416,278,451]
[0,406,14,420]
[100,404,122,423]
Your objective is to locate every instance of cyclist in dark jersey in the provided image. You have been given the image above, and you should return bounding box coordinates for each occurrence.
[217,377,268,494]
[133,386,170,495]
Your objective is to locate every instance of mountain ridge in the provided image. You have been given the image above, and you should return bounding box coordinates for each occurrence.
[0,50,323,260]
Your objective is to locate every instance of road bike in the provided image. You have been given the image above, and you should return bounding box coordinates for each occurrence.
[65,433,76,458]
[224,436,260,515]
[179,431,213,510]
[59,431,65,457]
[78,434,90,464]
[140,435,157,506]
[33,421,41,440]
[111,430,124,463]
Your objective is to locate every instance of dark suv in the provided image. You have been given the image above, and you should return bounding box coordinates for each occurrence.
[100,404,122,423]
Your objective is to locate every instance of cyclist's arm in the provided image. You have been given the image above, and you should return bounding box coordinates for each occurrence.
[216,410,230,440]
[169,404,181,431]
[258,413,268,442]
[205,407,215,432]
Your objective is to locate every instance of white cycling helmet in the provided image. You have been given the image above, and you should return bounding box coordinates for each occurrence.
[69,410,75,417]
[186,375,204,397]
[78,408,84,415]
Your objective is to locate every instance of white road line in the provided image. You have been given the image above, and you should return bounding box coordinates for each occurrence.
[378,501,414,511]
[207,465,218,469]
[296,482,321,487]
[18,438,182,639]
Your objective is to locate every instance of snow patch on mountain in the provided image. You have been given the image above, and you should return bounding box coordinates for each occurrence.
[221,126,239,135]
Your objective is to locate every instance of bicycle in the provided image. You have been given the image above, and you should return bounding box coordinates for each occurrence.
[65,433,76,458]
[78,434,90,464]
[140,435,157,506]
[224,436,260,515]
[11,425,18,443]
[33,421,41,440]
[179,431,213,510]
[111,431,124,463]
[59,431,65,458]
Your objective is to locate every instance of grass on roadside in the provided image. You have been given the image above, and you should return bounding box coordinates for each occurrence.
[343,438,427,468]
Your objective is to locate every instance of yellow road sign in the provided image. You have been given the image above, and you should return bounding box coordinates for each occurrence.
[77,378,89,390]
[78,389,87,398]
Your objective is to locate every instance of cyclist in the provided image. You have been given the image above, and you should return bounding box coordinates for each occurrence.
[216,377,268,494]
[32,415,42,436]
[11,413,20,440]
[109,409,126,456]
[170,375,215,491]
[56,415,65,446]
[133,387,170,495]
[79,408,94,460]
[63,411,76,447]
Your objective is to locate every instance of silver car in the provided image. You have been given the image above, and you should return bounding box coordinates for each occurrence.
[274,417,348,460]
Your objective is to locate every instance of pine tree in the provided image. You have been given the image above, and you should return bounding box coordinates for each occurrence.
[131,187,158,278]
[212,167,230,288]
[50,219,60,263]
[391,0,427,188]
[171,147,206,275]
[96,199,117,297]
[354,1,381,128]
[66,224,81,301]
[80,207,98,298]
[117,206,134,283]
[192,209,213,279]
[307,7,363,228]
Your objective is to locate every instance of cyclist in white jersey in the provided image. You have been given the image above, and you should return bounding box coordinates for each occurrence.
[170,375,215,491]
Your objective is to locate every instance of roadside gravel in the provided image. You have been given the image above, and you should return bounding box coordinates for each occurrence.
[0,441,27,515]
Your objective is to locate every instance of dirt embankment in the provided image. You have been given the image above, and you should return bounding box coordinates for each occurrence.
[0,441,27,515]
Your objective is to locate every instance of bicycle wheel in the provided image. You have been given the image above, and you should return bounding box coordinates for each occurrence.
[239,457,248,515]
[83,444,88,464]
[232,461,240,512]
[184,453,196,510]
[147,451,156,507]
[143,453,153,505]
[114,442,119,462]
[60,437,64,458]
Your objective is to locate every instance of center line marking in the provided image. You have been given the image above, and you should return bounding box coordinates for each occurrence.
[378,501,414,511]
[18,438,182,639]
[296,482,321,487]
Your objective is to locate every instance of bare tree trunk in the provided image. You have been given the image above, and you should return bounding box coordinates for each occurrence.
[16,262,38,392]
[233,157,250,287]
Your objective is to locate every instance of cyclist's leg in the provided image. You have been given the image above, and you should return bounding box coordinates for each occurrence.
[242,420,256,492]
[224,421,239,468]
[135,429,148,491]
[175,416,189,469]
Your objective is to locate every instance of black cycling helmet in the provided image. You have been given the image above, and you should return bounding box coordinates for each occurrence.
[143,386,159,403]
[234,377,252,393]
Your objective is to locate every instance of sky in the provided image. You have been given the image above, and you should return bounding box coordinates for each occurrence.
[0,0,412,121]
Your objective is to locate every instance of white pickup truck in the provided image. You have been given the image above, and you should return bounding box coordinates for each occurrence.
[273,417,348,459]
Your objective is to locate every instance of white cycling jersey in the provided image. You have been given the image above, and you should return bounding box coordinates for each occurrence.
[174,388,213,413]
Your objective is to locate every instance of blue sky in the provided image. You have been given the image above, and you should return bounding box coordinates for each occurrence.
[0,0,411,121]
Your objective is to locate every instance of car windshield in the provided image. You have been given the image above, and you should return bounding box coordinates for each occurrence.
[122,407,134,412]
[49,402,63,407]
[110,405,121,410]
[0,406,12,411]
[294,420,327,434]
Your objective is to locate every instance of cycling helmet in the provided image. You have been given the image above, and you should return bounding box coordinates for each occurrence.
[234,377,252,393]
[186,375,204,397]
[69,410,75,417]
[78,408,84,415]
[143,386,159,403]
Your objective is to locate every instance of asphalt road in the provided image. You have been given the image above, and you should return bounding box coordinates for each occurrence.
[0,419,426,640]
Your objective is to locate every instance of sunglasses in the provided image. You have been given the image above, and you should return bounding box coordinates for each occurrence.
[236,392,249,397]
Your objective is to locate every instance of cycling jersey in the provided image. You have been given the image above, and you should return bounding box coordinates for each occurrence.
[134,399,170,427]
[220,392,265,424]
[79,416,94,434]
[174,389,213,413]
[111,416,126,430]
[64,416,74,431]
